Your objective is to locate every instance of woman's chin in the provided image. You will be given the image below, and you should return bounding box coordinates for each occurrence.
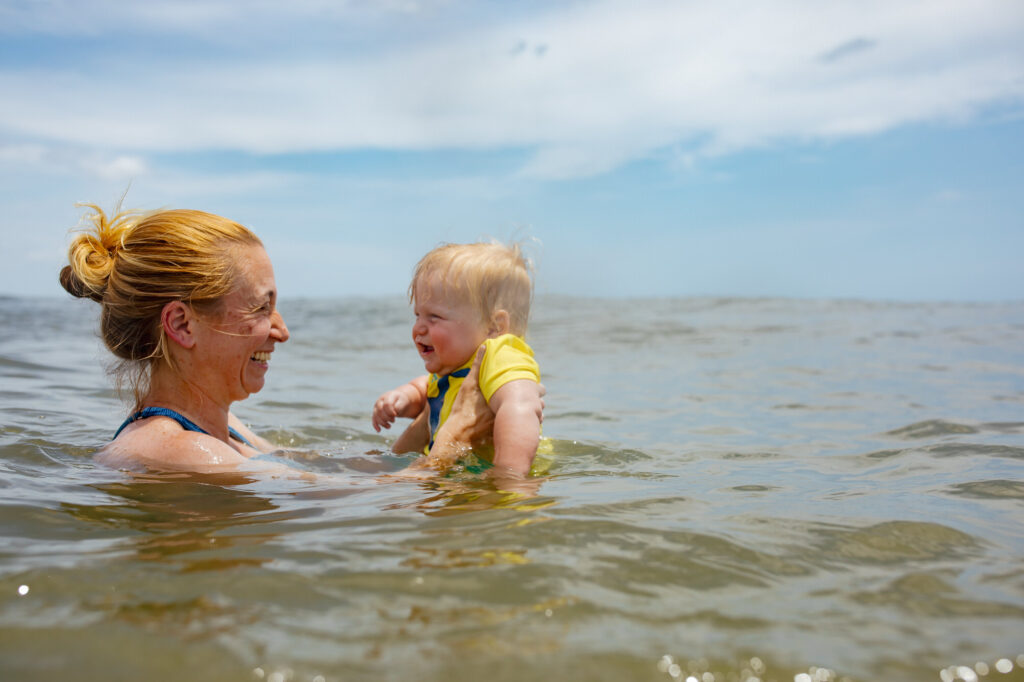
[241,375,266,397]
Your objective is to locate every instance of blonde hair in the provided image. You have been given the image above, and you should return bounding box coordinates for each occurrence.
[59,204,263,406]
[410,241,534,335]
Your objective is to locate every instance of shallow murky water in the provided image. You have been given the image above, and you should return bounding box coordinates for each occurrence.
[2,295,1023,681]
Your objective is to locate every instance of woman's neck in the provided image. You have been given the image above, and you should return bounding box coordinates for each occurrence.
[143,366,231,441]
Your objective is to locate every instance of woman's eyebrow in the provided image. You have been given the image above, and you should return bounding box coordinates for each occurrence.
[245,291,275,310]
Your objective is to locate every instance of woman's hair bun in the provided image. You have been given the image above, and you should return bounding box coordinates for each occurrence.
[59,203,136,302]
[59,264,102,301]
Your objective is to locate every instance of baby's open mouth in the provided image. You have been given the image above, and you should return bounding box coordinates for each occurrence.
[251,351,271,362]
[417,343,434,354]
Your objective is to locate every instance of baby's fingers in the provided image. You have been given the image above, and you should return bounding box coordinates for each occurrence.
[372,401,396,431]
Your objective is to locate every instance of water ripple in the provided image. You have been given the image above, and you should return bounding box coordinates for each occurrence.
[820,521,981,564]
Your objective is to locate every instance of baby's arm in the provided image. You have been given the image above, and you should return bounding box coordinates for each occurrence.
[391,406,430,454]
[372,375,428,432]
[487,379,543,476]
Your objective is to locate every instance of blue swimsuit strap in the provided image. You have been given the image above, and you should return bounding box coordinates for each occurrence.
[114,406,254,447]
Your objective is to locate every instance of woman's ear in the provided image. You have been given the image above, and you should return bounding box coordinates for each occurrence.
[162,301,197,349]
[489,309,510,337]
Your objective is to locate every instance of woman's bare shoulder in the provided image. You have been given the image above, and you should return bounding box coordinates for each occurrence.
[98,417,254,473]
[227,412,276,452]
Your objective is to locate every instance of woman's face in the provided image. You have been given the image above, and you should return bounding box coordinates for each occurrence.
[195,244,290,405]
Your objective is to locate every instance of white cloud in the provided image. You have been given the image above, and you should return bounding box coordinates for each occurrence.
[0,143,47,164]
[0,0,442,36]
[0,142,146,180]
[1,0,1022,178]
[86,155,147,180]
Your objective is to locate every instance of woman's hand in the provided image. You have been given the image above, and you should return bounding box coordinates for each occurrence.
[426,344,494,470]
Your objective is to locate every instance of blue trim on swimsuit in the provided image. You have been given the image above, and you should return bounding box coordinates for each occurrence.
[114,406,254,447]
[427,366,470,450]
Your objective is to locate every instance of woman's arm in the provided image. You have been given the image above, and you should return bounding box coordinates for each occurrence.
[426,345,495,471]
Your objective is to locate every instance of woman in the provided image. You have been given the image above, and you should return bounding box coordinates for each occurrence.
[60,204,493,473]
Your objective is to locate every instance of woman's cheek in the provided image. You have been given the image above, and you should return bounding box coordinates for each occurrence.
[242,319,266,338]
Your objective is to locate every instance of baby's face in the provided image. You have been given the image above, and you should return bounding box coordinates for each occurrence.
[411,278,490,376]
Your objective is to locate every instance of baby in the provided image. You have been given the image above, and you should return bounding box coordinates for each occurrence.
[372,242,543,476]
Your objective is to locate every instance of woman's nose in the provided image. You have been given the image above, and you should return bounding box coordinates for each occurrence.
[271,310,290,342]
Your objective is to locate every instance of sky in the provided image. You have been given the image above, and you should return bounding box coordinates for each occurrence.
[1,0,1022,301]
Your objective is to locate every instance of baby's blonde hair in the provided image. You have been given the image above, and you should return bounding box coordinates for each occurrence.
[409,241,534,336]
[59,203,263,406]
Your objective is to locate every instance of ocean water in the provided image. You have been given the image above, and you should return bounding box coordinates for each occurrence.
[2,294,1023,682]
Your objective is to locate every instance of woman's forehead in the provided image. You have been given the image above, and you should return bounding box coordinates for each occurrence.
[229,246,276,300]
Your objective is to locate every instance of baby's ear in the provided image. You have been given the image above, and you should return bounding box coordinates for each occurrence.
[489,309,510,336]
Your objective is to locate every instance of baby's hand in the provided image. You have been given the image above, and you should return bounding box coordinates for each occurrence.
[372,390,411,432]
